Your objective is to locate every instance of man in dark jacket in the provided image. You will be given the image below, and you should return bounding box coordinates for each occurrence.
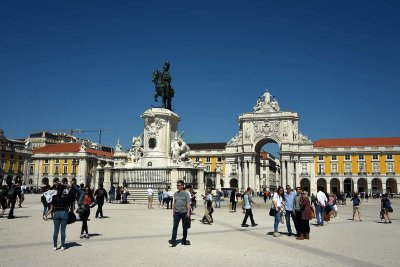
[94,184,108,218]
[6,177,21,219]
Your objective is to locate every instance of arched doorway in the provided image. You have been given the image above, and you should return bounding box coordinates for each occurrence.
[357,178,368,193]
[317,178,327,192]
[230,178,238,188]
[344,178,353,195]
[255,138,280,191]
[220,179,224,188]
[300,178,310,192]
[330,178,340,194]
[371,178,382,193]
[386,178,397,194]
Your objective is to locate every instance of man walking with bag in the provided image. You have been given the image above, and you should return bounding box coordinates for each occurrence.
[169,180,191,247]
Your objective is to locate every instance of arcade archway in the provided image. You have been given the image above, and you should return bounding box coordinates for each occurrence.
[357,178,368,193]
[386,178,397,194]
[300,178,310,192]
[344,178,353,195]
[371,178,382,193]
[317,178,327,192]
[330,178,340,194]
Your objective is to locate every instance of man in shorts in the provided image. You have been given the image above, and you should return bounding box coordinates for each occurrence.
[147,186,154,209]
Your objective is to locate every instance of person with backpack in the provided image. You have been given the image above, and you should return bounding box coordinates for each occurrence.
[78,186,96,239]
[381,193,392,224]
[350,193,362,221]
[47,183,72,251]
[201,190,214,224]
[94,184,108,218]
[41,185,50,220]
[5,177,20,219]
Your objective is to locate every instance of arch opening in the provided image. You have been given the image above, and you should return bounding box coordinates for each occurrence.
[255,138,280,192]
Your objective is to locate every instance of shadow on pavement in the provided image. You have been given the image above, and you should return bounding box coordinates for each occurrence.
[65,242,82,250]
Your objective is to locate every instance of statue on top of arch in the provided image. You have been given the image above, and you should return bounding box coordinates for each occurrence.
[253,90,280,113]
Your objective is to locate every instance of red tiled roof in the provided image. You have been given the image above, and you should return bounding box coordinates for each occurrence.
[314,137,400,148]
[33,143,113,158]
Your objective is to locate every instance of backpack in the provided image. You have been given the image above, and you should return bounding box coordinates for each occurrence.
[353,197,360,206]
[97,189,105,198]
[7,187,14,198]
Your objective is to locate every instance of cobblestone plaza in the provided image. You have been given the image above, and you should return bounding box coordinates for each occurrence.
[0,195,399,266]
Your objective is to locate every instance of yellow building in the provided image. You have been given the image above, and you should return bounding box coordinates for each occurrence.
[29,143,113,188]
[313,137,400,195]
[189,143,226,189]
[0,129,31,185]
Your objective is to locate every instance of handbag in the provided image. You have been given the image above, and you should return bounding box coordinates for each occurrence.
[388,207,393,213]
[269,207,276,217]
[67,211,77,224]
[185,216,191,229]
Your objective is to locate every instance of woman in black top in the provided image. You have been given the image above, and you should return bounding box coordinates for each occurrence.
[47,184,71,251]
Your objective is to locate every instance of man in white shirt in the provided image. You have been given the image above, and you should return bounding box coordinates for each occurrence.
[147,186,154,209]
[316,188,327,226]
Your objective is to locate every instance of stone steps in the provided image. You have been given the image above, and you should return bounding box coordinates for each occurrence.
[126,188,152,203]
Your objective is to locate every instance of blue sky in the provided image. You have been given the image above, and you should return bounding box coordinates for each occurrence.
[1,0,399,152]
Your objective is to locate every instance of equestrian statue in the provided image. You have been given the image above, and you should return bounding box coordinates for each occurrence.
[152,61,175,110]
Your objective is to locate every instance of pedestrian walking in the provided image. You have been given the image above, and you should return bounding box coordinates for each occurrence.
[108,185,115,204]
[381,193,392,224]
[315,188,327,226]
[157,188,163,208]
[272,186,285,237]
[201,190,213,224]
[5,177,20,219]
[0,185,7,218]
[94,184,108,218]
[79,186,96,239]
[47,183,72,250]
[241,187,258,227]
[169,180,191,247]
[147,186,154,208]
[215,189,222,208]
[230,188,237,212]
[350,193,362,221]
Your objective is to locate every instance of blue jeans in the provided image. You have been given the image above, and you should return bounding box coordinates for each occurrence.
[285,210,295,234]
[53,210,68,247]
[274,210,281,232]
[316,205,324,225]
[171,212,188,242]
[215,198,221,208]
[42,202,48,217]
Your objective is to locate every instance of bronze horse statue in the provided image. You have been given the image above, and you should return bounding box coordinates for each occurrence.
[152,69,174,110]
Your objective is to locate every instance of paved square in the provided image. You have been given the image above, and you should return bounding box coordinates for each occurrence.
[0,195,399,267]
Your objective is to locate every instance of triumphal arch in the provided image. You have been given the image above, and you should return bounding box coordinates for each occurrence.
[224,90,315,192]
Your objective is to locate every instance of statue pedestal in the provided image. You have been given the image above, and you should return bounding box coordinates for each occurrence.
[140,108,180,167]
